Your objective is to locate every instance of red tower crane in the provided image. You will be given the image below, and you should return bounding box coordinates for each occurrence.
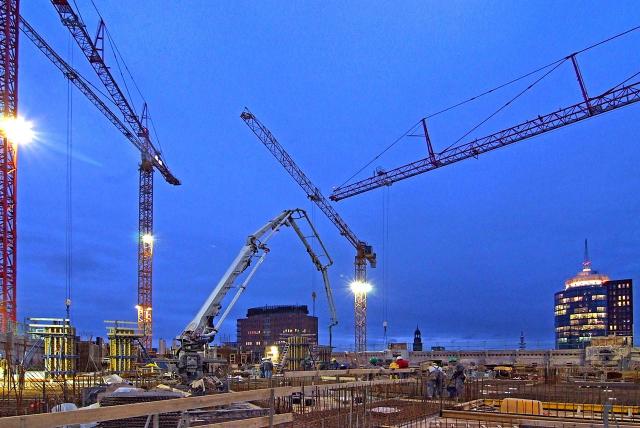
[240,109,376,354]
[0,0,19,333]
[47,1,180,349]
[330,57,640,201]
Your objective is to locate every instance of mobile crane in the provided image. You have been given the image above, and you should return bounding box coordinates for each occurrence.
[176,209,338,381]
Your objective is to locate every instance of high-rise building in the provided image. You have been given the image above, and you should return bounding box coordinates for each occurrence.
[606,279,633,342]
[413,325,422,352]
[554,241,634,349]
[237,305,318,357]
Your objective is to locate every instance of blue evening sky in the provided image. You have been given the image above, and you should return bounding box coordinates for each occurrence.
[17,1,640,350]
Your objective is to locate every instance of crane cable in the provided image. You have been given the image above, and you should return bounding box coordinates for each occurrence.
[88,0,167,157]
[439,57,568,154]
[65,34,74,321]
[381,186,390,348]
[338,24,640,187]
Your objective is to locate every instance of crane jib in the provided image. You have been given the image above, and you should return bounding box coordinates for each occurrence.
[330,80,640,201]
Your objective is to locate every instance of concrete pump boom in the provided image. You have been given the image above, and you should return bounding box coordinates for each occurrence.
[180,209,338,352]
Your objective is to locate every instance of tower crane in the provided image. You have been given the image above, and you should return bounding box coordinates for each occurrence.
[48,0,180,349]
[177,208,337,381]
[330,56,640,201]
[241,109,376,355]
[0,0,19,333]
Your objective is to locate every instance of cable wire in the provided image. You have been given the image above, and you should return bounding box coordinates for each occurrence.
[65,34,74,321]
[89,0,165,155]
[337,120,422,189]
[440,57,568,153]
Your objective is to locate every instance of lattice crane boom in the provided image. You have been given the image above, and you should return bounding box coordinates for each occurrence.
[330,77,640,201]
[241,109,375,354]
[49,0,179,349]
[240,111,360,250]
[49,0,176,183]
[19,18,143,151]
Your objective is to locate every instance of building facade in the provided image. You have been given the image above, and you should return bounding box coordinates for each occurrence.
[606,279,633,343]
[237,305,318,357]
[554,244,634,349]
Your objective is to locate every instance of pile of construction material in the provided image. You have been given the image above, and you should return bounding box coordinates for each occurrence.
[96,387,186,428]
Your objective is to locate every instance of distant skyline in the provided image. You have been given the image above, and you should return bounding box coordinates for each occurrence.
[17,2,640,350]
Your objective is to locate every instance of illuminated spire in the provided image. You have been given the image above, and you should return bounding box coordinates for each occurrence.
[565,239,608,289]
[582,239,591,272]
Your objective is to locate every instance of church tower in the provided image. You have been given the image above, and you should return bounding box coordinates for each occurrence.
[413,325,423,352]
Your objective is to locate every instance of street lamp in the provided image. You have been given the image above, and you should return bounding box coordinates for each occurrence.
[141,233,154,246]
[350,280,372,358]
[349,280,372,295]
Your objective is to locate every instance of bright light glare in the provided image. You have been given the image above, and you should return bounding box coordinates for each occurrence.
[350,280,372,294]
[269,345,279,360]
[0,116,35,145]
[141,233,154,245]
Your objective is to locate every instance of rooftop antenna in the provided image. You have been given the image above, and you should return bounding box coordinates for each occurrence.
[582,239,591,272]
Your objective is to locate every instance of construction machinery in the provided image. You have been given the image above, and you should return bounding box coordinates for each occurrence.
[240,110,376,355]
[176,209,337,381]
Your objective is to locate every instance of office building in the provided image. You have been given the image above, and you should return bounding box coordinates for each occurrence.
[237,305,318,357]
[554,242,634,349]
[606,279,633,342]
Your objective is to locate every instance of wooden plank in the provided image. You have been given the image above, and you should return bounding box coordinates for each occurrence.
[0,378,411,428]
[441,410,639,428]
[283,368,415,378]
[197,413,293,428]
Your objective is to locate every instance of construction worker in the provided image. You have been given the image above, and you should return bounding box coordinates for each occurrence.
[448,363,466,400]
[261,358,274,379]
[426,365,439,399]
[329,358,339,370]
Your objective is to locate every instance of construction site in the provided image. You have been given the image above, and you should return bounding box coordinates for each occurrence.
[0,1,639,427]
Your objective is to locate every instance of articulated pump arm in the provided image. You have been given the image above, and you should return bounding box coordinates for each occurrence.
[180,209,337,350]
[287,210,338,346]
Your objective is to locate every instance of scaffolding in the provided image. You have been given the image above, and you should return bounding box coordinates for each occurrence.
[105,321,142,374]
[279,334,318,371]
[28,318,77,379]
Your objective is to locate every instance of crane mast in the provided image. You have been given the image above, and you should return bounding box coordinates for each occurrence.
[240,109,375,354]
[49,0,180,349]
[330,60,640,201]
[0,0,19,333]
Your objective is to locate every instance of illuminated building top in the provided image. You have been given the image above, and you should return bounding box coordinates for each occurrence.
[564,239,609,289]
